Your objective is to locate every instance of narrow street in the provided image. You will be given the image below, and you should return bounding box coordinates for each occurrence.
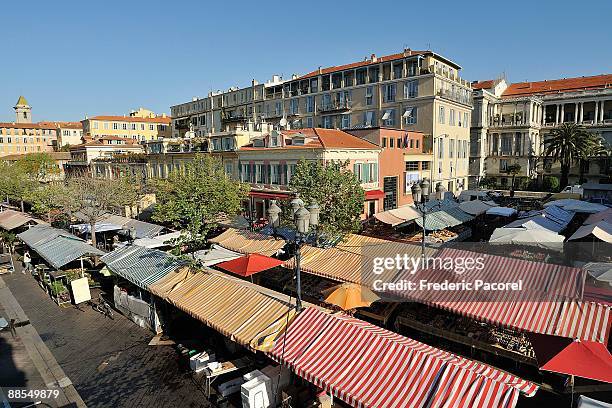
[0,268,211,408]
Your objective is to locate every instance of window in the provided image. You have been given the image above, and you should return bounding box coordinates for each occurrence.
[404,80,418,98]
[141,124,145,130]
[403,107,417,125]
[449,109,456,126]
[306,116,314,128]
[270,164,281,184]
[93,121,98,129]
[364,111,376,127]
[310,78,318,93]
[405,161,419,171]
[322,116,333,129]
[421,161,430,170]
[381,109,395,127]
[131,124,137,130]
[113,122,118,130]
[449,139,455,158]
[150,124,155,130]
[463,112,469,128]
[365,86,373,105]
[212,138,221,151]
[382,138,387,148]
[356,69,367,85]
[397,138,402,148]
[341,114,351,129]
[438,137,444,159]
[389,138,395,148]
[290,99,299,115]
[383,84,396,103]
[306,96,314,113]
[322,93,331,109]
[438,106,445,124]
[255,164,264,183]
[122,123,127,130]
[500,159,509,172]
[353,163,378,183]
[224,163,233,177]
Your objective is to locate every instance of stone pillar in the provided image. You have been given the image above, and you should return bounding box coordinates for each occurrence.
[560,104,565,124]
[600,100,606,122]
[579,102,584,123]
[594,101,599,124]
[574,103,579,123]
[555,104,559,124]
[513,104,517,125]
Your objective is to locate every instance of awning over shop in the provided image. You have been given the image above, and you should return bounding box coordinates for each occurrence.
[486,207,517,217]
[209,228,286,256]
[568,221,612,243]
[392,247,610,344]
[17,224,104,269]
[459,200,498,216]
[0,209,41,231]
[544,199,608,214]
[149,268,297,350]
[284,234,436,286]
[374,205,421,226]
[364,189,384,200]
[269,307,538,408]
[490,228,565,251]
[192,244,243,266]
[101,245,187,289]
[414,206,474,231]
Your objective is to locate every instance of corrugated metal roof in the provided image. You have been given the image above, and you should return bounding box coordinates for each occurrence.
[150,268,296,349]
[209,228,286,256]
[101,245,186,289]
[415,207,474,230]
[0,210,40,231]
[17,225,104,269]
[101,214,165,238]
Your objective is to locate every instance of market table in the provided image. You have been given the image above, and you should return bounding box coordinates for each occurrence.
[195,356,252,398]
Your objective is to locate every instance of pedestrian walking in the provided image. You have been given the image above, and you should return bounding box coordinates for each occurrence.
[22,251,31,274]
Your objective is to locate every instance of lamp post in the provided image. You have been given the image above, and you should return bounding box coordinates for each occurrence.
[267,198,319,312]
[411,178,445,258]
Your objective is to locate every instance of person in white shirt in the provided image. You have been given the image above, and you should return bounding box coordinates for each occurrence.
[22,251,31,274]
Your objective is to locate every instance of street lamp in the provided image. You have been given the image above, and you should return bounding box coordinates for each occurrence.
[411,178,439,257]
[267,198,319,312]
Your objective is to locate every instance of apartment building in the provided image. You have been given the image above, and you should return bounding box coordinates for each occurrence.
[0,96,58,157]
[169,48,472,194]
[236,128,382,219]
[470,74,612,188]
[82,110,171,142]
[65,135,144,177]
[345,127,432,210]
[39,121,84,147]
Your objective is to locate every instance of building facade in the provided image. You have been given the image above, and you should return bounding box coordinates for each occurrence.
[170,48,472,194]
[470,74,612,188]
[82,112,171,142]
[1,97,58,157]
[39,121,84,147]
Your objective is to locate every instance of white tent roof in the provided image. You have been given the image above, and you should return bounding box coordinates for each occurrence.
[132,231,182,249]
[374,205,421,226]
[583,262,612,284]
[458,200,498,216]
[192,244,243,266]
[577,395,612,408]
[486,206,517,217]
[568,221,612,243]
[489,228,565,251]
[544,199,608,214]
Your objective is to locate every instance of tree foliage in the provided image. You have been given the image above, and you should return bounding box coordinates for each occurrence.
[289,159,364,237]
[64,175,140,247]
[505,163,521,192]
[27,183,71,222]
[544,123,602,188]
[152,155,249,253]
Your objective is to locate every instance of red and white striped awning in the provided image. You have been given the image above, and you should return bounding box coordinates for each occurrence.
[393,248,611,344]
[270,308,537,408]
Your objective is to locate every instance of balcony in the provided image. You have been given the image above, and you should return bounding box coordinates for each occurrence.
[221,110,248,123]
[318,100,352,113]
[435,88,472,106]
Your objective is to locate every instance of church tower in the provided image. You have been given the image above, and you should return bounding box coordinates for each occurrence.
[14,96,32,123]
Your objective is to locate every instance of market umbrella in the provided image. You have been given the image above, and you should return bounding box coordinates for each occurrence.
[215,253,284,277]
[321,283,380,311]
[528,333,612,383]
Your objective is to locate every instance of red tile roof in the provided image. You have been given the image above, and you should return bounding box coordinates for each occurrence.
[87,115,171,124]
[0,122,57,130]
[39,121,83,129]
[502,74,612,98]
[240,128,379,151]
[471,80,495,90]
[298,50,430,79]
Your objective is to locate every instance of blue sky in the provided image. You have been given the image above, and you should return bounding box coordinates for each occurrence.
[2,0,611,122]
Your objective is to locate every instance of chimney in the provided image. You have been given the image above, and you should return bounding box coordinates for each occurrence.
[370,53,377,63]
[318,66,322,74]
[252,79,259,86]
[403,47,412,56]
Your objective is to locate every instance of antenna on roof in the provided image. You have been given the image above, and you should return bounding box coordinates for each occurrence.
[427,42,431,50]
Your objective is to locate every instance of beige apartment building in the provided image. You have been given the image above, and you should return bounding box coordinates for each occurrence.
[170,48,472,194]
[39,121,84,147]
[470,74,612,188]
[0,96,58,157]
[82,109,171,142]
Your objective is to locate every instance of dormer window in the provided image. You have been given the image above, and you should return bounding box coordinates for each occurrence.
[292,137,305,146]
[253,138,265,148]
[270,136,278,147]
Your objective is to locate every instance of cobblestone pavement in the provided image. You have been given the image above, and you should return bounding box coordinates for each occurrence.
[2,270,212,408]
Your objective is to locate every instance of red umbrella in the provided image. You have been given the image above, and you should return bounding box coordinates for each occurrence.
[215,253,284,277]
[528,333,612,383]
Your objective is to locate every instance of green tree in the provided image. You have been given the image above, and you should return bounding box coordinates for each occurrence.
[505,163,522,194]
[577,135,607,184]
[544,123,595,188]
[65,175,140,248]
[542,176,560,192]
[27,183,70,222]
[152,155,249,254]
[289,159,364,237]
[0,161,33,212]
[15,153,60,182]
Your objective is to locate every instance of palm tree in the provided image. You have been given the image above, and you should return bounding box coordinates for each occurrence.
[578,136,607,183]
[544,123,595,188]
[505,163,522,196]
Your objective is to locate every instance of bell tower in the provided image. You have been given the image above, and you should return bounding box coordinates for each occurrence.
[14,96,32,123]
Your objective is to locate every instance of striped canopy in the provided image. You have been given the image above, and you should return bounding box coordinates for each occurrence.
[270,308,537,408]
